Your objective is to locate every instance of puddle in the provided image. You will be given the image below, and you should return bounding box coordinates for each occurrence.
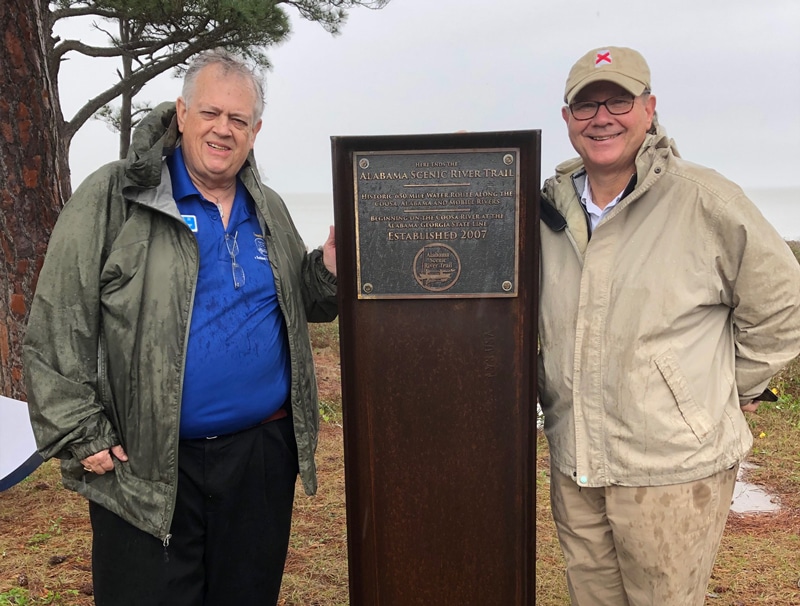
[730,461,781,514]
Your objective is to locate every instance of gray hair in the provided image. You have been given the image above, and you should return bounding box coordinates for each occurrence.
[182,48,265,122]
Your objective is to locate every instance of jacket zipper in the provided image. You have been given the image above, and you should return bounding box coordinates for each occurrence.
[145,202,200,543]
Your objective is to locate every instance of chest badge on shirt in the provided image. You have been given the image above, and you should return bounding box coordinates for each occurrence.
[182,215,198,232]
[254,234,268,262]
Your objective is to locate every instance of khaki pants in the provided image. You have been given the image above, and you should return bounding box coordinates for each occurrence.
[550,464,737,606]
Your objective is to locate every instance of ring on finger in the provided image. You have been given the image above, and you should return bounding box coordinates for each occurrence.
[83,466,92,472]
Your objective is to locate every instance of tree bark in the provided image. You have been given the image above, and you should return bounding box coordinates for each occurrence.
[118,19,136,159]
[0,0,69,399]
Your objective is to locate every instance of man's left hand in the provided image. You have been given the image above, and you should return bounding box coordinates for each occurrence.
[322,225,336,277]
[80,444,128,475]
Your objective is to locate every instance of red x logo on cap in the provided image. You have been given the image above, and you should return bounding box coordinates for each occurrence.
[595,51,611,66]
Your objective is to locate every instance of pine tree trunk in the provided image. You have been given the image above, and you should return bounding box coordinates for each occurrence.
[0,0,70,399]
[118,18,134,159]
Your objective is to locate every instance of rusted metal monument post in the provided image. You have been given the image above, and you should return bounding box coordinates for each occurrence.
[331,131,540,605]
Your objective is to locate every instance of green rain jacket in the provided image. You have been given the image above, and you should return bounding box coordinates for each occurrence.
[23,103,337,540]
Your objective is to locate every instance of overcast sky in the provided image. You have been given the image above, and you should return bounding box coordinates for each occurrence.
[58,0,800,193]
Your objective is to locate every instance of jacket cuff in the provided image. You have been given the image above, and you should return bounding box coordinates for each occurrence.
[68,417,120,461]
[313,249,337,287]
[70,437,118,461]
[738,379,772,406]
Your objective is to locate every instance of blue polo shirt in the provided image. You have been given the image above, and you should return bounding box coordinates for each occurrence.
[167,148,290,439]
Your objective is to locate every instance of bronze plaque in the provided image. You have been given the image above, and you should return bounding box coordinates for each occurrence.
[354,149,519,298]
[331,131,540,606]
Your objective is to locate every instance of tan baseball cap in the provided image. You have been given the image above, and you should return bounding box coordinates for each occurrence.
[564,47,651,104]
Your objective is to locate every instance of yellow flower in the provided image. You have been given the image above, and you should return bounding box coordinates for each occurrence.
[771,388,779,395]
[759,432,767,439]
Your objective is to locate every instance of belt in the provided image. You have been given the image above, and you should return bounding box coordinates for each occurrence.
[204,407,289,440]
[260,407,288,424]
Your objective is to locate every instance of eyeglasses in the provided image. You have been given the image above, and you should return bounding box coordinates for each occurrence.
[224,231,245,289]
[568,95,638,121]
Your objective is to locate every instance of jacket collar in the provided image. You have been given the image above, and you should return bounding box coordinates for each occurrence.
[125,102,180,190]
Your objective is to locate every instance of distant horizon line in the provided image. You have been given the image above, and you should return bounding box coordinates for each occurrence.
[278,186,800,195]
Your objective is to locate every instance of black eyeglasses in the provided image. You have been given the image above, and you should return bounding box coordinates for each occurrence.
[568,95,637,121]
[224,231,245,289]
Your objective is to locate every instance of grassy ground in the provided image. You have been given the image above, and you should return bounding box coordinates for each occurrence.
[3,245,800,604]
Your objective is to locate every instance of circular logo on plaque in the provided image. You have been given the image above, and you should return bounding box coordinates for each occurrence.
[413,244,461,292]
[358,158,370,169]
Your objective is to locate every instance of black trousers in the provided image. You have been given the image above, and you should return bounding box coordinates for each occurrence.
[90,415,299,606]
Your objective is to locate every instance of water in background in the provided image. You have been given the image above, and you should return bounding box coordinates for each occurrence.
[281,188,800,246]
[745,187,800,242]
[281,192,335,248]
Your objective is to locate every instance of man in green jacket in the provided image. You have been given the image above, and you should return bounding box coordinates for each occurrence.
[24,49,337,606]
[539,46,800,605]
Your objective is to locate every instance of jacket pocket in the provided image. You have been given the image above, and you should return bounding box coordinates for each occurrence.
[655,350,714,442]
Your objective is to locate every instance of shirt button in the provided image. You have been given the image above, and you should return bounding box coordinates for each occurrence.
[579,475,588,484]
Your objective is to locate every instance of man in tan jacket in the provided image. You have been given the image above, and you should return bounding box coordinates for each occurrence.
[539,46,800,606]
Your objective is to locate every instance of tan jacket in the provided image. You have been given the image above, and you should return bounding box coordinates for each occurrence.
[539,126,800,487]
